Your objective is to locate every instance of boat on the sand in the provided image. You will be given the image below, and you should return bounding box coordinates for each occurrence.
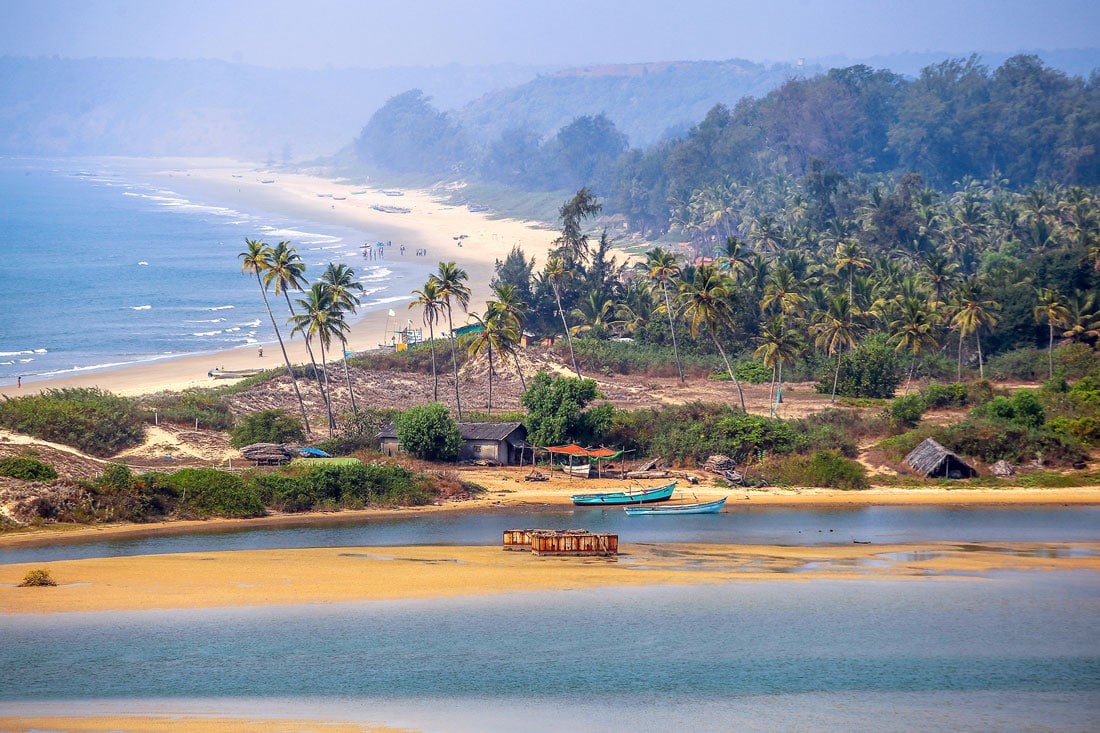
[571,481,676,506]
[207,368,263,379]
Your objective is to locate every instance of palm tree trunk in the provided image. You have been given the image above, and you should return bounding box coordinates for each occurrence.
[428,322,438,401]
[319,340,335,435]
[554,284,580,377]
[768,363,776,407]
[831,350,842,403]
[663,284,684,383]
[905,359,915,395]
[487,344,493,417]
[776,359,784,414]
[1048,323,1055,380]
[257,277,311,436]
[446,307,462,419]
[512,351,527,393]
[957,329,964,381]
[976,333,984,380]
[711,327,746,411]
[340,335,358,416]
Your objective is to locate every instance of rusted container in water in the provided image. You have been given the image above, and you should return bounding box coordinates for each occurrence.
[530,530,617,556]
[503,528,590,551]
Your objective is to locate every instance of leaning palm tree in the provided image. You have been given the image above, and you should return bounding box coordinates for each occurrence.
[290,282,346,435]
[264,241,324,392]
[544,254,581,377]
[320,263,363,415]
[239,238,311,436]
[1033,287,1071,380]
[811,293,858,403]
[466,301,519,417]
[491,282,529,392]
[676,264,746,411]
[433,262,471,420]
[950,280,1000,380]
[644,247,685,383]
[410,278,445,401]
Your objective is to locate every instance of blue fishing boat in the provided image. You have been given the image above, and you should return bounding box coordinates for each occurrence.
[571,481,676,506]
[624,496,727,515]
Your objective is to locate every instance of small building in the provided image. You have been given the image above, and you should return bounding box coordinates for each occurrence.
[377,421,532,465]
[903,438,978,479]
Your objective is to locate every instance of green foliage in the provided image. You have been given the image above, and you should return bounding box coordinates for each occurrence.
[766,450,869,490]
[890,393,926,427]
[816,335,900,399]
[920,382,969,409]
[734,360,772,384]
[141,389,234,430]
[936,420,1086,466]
[606,402,802,465]
[973,390,1045,428]
[0,388,145,457]
[520,372,607,447]
[1048,417,1100,447]
[18,569,57,587]
[316,409,398,455]
[229,409,304,448]
[570,339,714,378]
[158,468,265,518]
[254,461,434,511]
[0,456,58,481]
[395,404,462,461]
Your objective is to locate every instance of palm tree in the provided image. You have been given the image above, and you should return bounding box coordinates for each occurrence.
[239,238,311,436]
[889,297,939,393]
[950,280,1000,380]
[320,263,363,415]
[811,293,858,403]
[466,301,519,417]
[1061,291,1100,346]
[644,247,685,383]
[760,265,806,317]
[833,240,870,305]
[433,262,471,420]
[569,289,618,338]
[544,254,581,377]
[677,264,746,411]
[753,315,802,414]
[265,241,324,392]
[491,282,529,392]
[290,282,347,435]
[1033,288,1071,379]
[410,278,445,401]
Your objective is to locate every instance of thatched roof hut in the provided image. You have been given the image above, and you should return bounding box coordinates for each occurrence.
[903,438,978,479]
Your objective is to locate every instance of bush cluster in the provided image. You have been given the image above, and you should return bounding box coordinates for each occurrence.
[764,450,869,490]
[18,569,57,587]
[0,456,58,481]
[816,335,900,399]
[141,389,234,430]
[0,388,145,457]
[396,403,462,461]
[230,409,305,448]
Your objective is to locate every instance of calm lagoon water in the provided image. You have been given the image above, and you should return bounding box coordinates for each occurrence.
[3,505,1099,565]
[2,575,1098,731]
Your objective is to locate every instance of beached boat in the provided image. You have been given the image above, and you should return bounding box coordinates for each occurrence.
[571,481,676,506]
[207,368,263,379]
[560,462,592,478]
[624,496,727,516]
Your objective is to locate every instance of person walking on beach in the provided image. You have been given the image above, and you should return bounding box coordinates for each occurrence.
[16,376,20,388]
[258,347,263,358]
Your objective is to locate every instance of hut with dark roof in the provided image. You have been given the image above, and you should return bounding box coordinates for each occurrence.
[903,438,978,479]
[377,421,532,465]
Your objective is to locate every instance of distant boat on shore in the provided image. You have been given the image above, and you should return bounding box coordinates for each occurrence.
[260,179,275,184]
[208,367,263,379]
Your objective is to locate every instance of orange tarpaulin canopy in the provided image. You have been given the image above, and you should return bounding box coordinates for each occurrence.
[545,444,591,457]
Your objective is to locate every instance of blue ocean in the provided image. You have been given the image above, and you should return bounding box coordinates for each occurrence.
[0,157,409,386]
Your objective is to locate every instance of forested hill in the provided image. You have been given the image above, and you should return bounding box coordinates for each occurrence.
[0,57,546,159]
[454,59,812,148]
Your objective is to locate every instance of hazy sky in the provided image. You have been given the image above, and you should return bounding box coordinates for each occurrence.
[3,0,1098,69]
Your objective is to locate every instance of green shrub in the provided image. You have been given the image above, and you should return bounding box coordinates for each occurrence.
[921,382,970,409]
[0,456,58,481]
[890,394,926,427]
[1048,417,1100,447]
[230,409,304,448]
[973,390,1045,428]
[766,450,869,490]
[936,420,1086,466]
[734,360,772,384]
[816,335,900,399]
[18,569,57,587]
[0,388,145,457]
[159,468,264,518]
[395,403,462,461]
[520,372,608,447]
[141,389,234,430]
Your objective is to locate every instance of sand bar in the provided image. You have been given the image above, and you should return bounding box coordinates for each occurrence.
[3,542,1097,614]
[0,157,559,397]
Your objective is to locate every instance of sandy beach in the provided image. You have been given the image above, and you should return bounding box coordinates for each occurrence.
[0,157,559,398]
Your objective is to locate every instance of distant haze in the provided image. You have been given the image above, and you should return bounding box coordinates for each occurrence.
[3,0,1098,70]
